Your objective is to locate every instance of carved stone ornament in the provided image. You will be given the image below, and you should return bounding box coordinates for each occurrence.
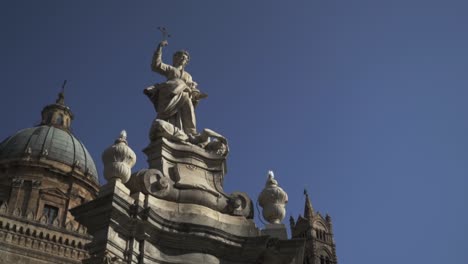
[53,217,60,227]
[26,210,35,220]
[149,119,229,156]
[78,224,87,234]
[13,207,21,217]
[24,147,32,158]
[102,251,122,264]
[32,180,42,188]
[258,171,289,224]
[126,167,254,218]
[0,202,8,214]
[102,130,137,183]
[39,214,48,224]
[11,178,23,187]
[65,221,75,231]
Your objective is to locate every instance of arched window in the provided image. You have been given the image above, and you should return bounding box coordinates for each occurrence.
[43,204,59,224]
[56,114,64,126]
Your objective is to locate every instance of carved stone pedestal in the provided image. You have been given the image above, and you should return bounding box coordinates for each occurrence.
[261,223,288,240]
[71,180,144,264]
[71,180,305,264]
[71,137,305,263]
[127,138,252,218]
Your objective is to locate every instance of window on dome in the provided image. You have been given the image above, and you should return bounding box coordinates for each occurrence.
[43,204,59,224]
[46,112,53,123]
[55,114,64,126]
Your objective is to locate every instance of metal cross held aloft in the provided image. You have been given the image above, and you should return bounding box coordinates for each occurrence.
[157,26,171,41]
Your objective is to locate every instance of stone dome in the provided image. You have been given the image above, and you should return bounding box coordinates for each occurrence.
[0,125,99,183]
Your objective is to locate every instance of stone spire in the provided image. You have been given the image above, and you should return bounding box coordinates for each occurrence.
[40,81,74,131]
[304,189,314,220]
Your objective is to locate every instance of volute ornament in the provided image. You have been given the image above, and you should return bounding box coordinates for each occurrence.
[102,130,137,183]
[258,171,288,224]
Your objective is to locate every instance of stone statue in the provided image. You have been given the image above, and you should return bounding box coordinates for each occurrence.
[144,40,207,136]
[144,39,228,156]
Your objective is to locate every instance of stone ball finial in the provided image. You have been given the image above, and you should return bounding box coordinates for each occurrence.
[102,130,136,183]
[258,170,288,224]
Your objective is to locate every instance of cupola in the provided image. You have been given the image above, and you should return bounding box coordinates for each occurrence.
[40,82,74,131]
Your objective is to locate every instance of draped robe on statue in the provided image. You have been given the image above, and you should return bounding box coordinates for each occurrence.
[146,46,198,135]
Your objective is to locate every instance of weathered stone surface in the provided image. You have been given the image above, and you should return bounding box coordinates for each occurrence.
[290,192,338,264]
[0,93,99,264]
[72,179,305,264]
[126,137,253,218]
[261,223,288,240]
[0,36,340,263]
[258,171,288,224]
[102,130,136,183]
[145,39,207,136]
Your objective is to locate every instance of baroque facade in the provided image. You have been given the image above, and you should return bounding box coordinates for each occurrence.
[0,39,338,264]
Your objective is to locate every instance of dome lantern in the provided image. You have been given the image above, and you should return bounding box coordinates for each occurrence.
[40,81,74,131]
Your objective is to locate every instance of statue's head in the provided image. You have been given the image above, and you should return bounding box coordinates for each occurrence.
[173,50,190,68]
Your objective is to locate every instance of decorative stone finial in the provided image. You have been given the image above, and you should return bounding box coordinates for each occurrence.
[116,130,127,144]
[102,130,136,183]
[258,170,288,224]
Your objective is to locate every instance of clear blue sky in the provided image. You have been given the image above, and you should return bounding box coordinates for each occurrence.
[1,1,467,263]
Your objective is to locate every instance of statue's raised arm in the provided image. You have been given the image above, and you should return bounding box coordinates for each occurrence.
[151,40,171,75]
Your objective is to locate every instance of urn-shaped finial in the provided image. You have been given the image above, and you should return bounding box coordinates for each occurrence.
[102,130,136,183]
[258,170,288,224]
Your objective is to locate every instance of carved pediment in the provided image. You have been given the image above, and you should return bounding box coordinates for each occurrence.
[40,188,69,200]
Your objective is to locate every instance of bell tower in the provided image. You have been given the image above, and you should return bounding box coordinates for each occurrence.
[290,190,338,264]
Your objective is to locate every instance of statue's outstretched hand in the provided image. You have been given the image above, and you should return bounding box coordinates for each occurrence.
[159,40,168,47]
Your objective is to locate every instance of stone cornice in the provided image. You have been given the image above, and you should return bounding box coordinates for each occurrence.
[0,214,90,240]
[0,159,99,194]
[0,216,89,263]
